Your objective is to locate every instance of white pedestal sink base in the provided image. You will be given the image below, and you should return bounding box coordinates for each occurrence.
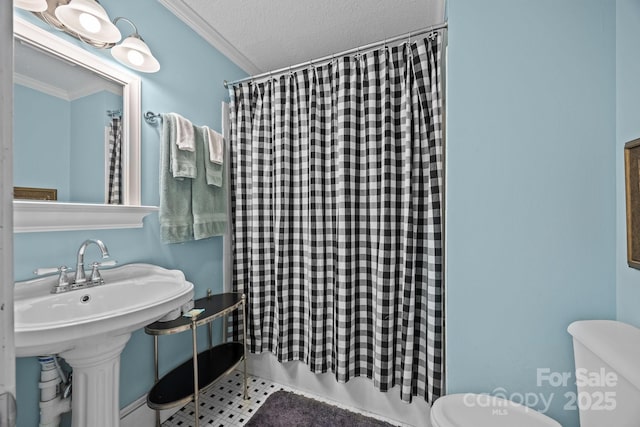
[15,263,195,426]
[61,333,131,427]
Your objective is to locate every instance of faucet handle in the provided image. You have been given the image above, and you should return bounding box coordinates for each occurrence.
[89,260,117,283]
[34,266,64,276]
[34,266,69,283]
[96,260,117,268]
[35,266,70,292]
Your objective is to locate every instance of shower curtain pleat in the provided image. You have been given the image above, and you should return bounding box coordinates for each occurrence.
[229,33,443,403]
[107,117,122,204]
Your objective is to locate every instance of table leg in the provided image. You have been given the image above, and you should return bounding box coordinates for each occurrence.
[191,320,199,427]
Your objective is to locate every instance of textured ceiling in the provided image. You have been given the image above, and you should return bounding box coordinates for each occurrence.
[160,0,445,75]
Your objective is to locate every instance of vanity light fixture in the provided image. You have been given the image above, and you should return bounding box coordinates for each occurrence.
[15,0,160,73]
[14,0,48,12]
[54,0,121,44]
[110,18,160,73]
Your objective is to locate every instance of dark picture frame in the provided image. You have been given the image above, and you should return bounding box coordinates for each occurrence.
[624,138,640,268]
[13,186,57,201]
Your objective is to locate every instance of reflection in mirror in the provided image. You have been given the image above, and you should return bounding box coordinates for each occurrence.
[14,39,124,204]
[13,17,157,233]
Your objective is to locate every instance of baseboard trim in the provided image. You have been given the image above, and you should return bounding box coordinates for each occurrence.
[120,394,179,427]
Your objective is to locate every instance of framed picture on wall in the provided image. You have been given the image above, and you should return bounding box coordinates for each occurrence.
[13,187,57,201]
[624,138,640,269]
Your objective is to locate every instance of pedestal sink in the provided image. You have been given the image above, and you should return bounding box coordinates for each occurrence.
[14,263,194,427]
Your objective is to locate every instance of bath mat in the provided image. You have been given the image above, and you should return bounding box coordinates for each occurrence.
[245,390,397,427]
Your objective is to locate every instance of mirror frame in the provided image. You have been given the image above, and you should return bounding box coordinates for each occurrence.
[13,17,157,233]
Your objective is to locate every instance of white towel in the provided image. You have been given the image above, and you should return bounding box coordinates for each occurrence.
[203,126,224,164]
[166,114,196,179]
[172,112,195,152]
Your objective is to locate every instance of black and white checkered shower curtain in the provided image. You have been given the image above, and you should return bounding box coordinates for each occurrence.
[107,117,122,204]
[229,34,443,403]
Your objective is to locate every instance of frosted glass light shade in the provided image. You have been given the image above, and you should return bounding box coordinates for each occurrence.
[111,36,160,73]
[14,0,48,12]
[55,0,121,44]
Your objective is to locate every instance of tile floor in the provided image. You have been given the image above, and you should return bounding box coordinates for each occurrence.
[162,370,405,427]
[162,370,281,427]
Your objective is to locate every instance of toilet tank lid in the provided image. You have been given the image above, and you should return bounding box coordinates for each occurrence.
[430,394,561,427]
[568,320,640,391]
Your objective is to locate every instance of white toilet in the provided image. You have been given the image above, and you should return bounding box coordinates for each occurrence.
[430,393,560,427]
[567,320,640,427]
[431,319,640,427]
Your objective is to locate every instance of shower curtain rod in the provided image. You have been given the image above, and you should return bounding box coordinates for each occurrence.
[223,21,447,88]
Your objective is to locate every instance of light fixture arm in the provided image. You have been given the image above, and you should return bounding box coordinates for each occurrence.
[112,17,140,38]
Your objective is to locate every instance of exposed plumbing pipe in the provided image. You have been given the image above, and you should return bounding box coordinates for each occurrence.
[52,356,67,389]
[37,356,71,427]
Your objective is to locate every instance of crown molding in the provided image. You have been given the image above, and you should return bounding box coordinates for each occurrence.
[15,72,122,101]
[14,72,70,100]
[157,0,261,75]
[67,81,121,101]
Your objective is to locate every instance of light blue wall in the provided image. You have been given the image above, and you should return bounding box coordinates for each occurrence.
[446,1,616,426]
[13,84,71,201]
[616,0,640,327]
[13,1,246,426]
[13,86,121,203]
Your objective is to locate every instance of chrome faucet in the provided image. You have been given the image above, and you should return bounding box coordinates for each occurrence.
[34,239,117,293]
[74,239,110,284]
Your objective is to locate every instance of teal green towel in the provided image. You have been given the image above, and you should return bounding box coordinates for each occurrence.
[192,126,227,239]
[159,116,227,243]
[160,113,193,243]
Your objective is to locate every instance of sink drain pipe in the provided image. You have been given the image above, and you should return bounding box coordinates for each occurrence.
[37,356,71,427]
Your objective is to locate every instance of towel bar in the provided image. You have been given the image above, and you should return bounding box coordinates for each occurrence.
[144,111,161,125]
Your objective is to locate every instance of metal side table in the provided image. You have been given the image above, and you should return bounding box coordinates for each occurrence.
[145,292,248,427]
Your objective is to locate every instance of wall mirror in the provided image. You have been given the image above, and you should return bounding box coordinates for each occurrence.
[13,17,157,232]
